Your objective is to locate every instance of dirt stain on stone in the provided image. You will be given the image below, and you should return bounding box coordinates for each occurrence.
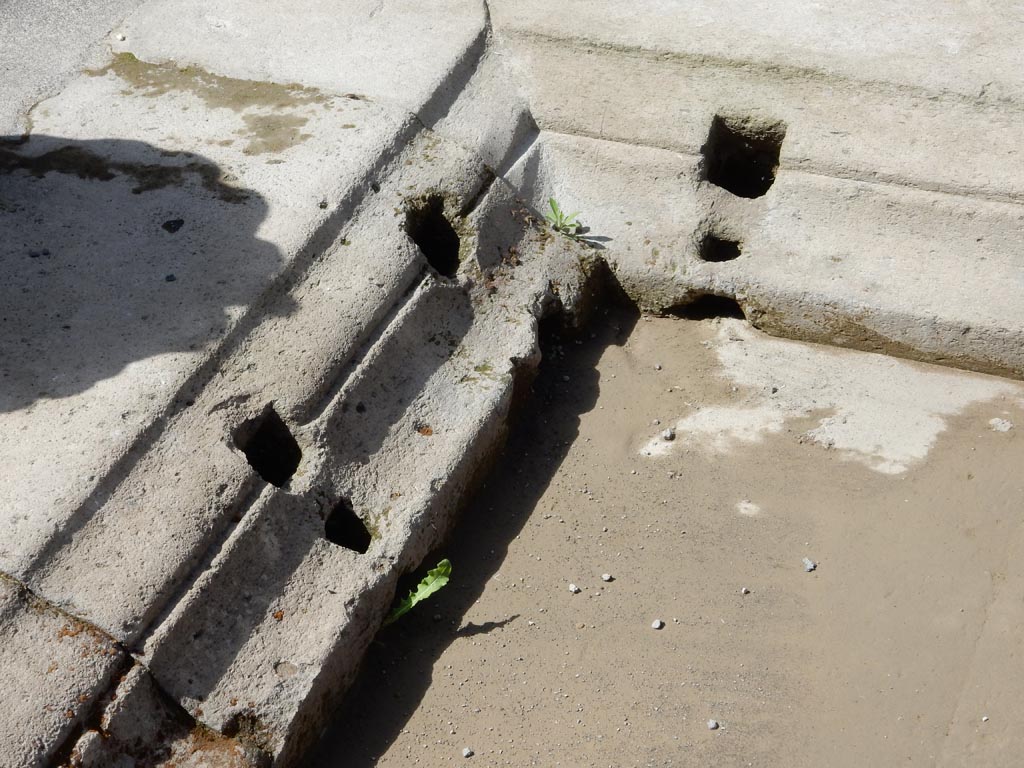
[239,113,312,155]
[87,52,331,156]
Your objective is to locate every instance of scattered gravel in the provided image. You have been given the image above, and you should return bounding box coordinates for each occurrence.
[802,557,818,572]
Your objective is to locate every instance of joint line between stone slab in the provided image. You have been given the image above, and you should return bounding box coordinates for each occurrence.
[0,571,134,768]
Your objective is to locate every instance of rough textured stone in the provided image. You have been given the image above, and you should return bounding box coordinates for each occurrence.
[70,664,252,767]
[3,0,1024,765]
[0,575,125,768]
[0,0,146,134]
[137,181,599,763]
[111,0,487,116]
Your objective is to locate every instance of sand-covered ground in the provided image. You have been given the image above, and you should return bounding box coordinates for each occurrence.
[310,309,1024,767]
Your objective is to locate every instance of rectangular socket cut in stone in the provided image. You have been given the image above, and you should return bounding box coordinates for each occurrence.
[405,193,462,278]
[323,498,372,554]
[701,114,786,198]
[698,232,743,262]
[233,406,303,489]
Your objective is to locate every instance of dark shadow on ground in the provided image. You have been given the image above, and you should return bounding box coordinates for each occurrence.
[455,614,520,638]
[574,224,612,251]
[0,134,287,413]
[305,303,640,767]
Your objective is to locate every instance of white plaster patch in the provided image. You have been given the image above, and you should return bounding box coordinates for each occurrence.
[990,418,1014,433]
[642,405,785,457]
[736,499,761,517]
[641,320,1021,474]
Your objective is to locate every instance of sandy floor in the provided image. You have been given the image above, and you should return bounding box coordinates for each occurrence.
[308,309,1024,767]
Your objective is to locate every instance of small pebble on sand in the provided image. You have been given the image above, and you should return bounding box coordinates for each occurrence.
[601,573,613,582]
[569,583,581,594]
[462,747,474,758]
[982,716,990,722]
[741,587,751,595]
[802,557,817,572]
[707,719,720,731]
[662,428,676,441]
[654,364,663,371]
[651,619,664,630]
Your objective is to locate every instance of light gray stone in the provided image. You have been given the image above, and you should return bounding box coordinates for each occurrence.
[3,0,1024,765]
[70,664,251,767]
[112,0,487,117]
[0,575,126,768]
[0,0,145,134]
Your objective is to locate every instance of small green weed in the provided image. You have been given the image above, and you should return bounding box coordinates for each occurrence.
[384,558,452,626]
[544,197,582,241]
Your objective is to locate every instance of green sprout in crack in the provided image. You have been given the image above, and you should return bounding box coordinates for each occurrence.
[544,197,582,241]
[384,558,452,626]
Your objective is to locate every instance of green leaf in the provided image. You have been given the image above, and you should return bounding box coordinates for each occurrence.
[384,559,452,626]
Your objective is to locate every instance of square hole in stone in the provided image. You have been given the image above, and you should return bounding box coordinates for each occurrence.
[405,194,461,278]
[232,405,301,488]
[698,233,742,262]
[701,115,786,198]
[325,498,371,554]
[668,294,746,321]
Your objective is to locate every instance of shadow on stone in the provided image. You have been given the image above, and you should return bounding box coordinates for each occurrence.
[0,134,288,413]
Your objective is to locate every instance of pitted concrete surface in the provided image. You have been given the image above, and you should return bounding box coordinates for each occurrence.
[0,0,147,134]
[1,0,1023,765]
